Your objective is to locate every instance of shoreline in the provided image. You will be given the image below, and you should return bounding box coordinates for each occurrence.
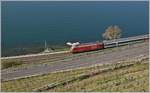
[1,45,69,57]
[1,51,69,60]
[1,34,149,57]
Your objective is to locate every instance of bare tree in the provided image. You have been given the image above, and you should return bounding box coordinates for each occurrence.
[102,25,122,40]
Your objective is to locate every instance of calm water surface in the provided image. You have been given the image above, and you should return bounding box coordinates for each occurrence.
[1,1,149,56]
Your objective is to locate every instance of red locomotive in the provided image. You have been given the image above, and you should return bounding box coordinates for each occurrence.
[67,41,104,53]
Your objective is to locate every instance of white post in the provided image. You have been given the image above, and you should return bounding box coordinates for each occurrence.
[128,42,130,48]
[45,40,47,49]
[116,42,118,47]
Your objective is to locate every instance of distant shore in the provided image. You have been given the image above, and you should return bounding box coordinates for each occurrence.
[2,45,69,57]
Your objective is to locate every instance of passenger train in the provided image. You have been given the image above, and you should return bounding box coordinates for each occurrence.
[67,34,149,53]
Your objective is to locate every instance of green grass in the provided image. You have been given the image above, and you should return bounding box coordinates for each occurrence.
[1,57,149,92]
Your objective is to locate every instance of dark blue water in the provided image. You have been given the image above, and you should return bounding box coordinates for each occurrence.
[1,1,149,56]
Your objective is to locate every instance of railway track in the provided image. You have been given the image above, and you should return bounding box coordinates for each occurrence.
[1,41,148,81]
[1,41,148,70]
[1,34,148,60]
[1,51,70,60]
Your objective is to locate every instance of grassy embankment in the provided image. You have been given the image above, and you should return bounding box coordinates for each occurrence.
[1,41,146,70]
[1,56,149,92]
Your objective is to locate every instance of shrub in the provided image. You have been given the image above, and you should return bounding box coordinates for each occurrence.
[2,61,22,69]
[102,25,122,40]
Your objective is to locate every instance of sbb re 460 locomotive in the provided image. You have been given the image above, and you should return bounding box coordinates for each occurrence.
[67,41,104,53]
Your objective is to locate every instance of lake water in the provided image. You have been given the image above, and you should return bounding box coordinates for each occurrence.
[1,1,149,56]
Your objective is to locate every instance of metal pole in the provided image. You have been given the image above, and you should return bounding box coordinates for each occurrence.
[116,42,118,47]
[45,40,47,49]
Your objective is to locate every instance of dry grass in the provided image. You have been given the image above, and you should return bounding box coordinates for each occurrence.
[1,64,102,92]
[47,60,149,92]
[48,64,148,92]
[1,57,149,92]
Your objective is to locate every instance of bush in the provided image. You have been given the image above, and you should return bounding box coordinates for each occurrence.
[2,61,22,69]
[102,25,122,40]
